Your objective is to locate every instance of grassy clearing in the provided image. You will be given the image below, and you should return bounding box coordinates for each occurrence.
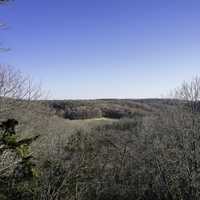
[31,116,117,160]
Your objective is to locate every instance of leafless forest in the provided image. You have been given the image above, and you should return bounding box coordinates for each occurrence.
[1,0,200,199]
[1,63,200,200]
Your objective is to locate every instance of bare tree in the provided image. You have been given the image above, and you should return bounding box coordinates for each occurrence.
[0,0,10,3]
[0,0,11,52]
[0,65,47,118]
[0,65,43,100]
[174,76,200,112]
[0,1,48,115]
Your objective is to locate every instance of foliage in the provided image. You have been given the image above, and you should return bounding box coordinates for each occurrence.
[0,119,40,199]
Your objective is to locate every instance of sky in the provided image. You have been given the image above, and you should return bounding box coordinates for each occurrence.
[0,0,200,99]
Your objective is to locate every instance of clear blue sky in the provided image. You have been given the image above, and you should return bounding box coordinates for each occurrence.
[1,0,200,99]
